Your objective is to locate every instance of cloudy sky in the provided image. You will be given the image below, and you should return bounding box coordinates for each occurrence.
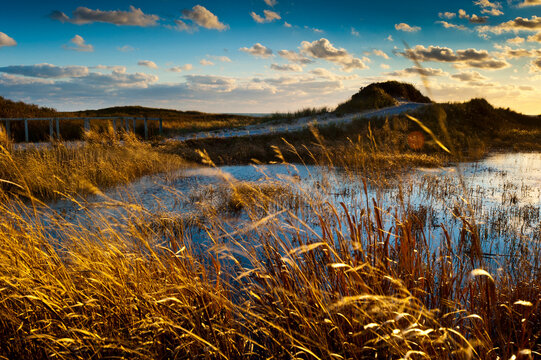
[0,0,540,114]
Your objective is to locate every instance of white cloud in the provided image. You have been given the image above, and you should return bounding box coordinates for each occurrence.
[372,49,390,59]
[0,64,89,78]
[474,0,504,16]
[437,21,468,30]
[395,23,421,32]
[527,32,541,42]
[478,16,541,34]
[185,75,236,92]
[284,22,292,28]
[251,10,281,23]
[387,66,449,77]
[264,0,278,6]
[400,45,510,70]
[277,50,313,64]
[439,12,456,19]
[181,5,228,31]
[138,60,158,69]
[451,71,489,81]
[50,6,159,26]
[117,45,134,52]
[0,32,17,47]
[270,63,303,72]
[240,43,273,58]
[351,27,360,37]
[517,0,541,7]
[64,35,94,52]
[300,38,368,71]
[199,59,215,66]
[380,64,390,69]
[168,64,193,72]
[386,35,394,42]
[207,55,232,63]
[506,36,525,44]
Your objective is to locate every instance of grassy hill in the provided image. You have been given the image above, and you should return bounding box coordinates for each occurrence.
[334,81,432,116]
[0,96,58,119]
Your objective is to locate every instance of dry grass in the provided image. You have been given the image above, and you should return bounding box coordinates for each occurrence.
[0,129,186,200]
[0,129,540,359]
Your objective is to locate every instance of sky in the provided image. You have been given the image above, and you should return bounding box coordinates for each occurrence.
[0,1,540,114]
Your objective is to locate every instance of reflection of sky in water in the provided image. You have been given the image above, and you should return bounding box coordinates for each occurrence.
[44,152,540,256]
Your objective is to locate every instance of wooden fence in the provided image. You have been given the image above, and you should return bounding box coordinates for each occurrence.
[0,117,162,142]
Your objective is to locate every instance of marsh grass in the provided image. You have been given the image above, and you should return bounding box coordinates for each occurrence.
[0,129,186,200]
[0,126,540,359]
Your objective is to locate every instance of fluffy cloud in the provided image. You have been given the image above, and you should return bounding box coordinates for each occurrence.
[64,35,94,52]
[506,36,525,44]
[251,10,281,23]
[530,58,541,72]
[240,43,273,58]
[264,0,278,6]
[199,59,214,66]
[400,45,510,69]
[168,64,193,72]
[0,32,17,47]
[208,56,232,62]
[299,38,368,71]
[527,32,541,42]
[458,10,489,23]
[474,0,504,16]
[437,21,468,30]
[181,5,228,31]
[351,27,360,37]
[50,6,159,26]
[395,23,421,32]
[270,63,303,72]
[185,75,236,92]
[372,49,390,59]
[387,66,449,77]
[138,60,158,69]
[451,71,488,81]
[495,46,541,58]
[518,0,541,7]
[439,12,457,19]
[0,64,89,78]
[277,50,313,64]
[478,16,541,34]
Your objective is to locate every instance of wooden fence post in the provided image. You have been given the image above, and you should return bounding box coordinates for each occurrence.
[55,118,60,139]
[125,118,129,132]
[144,117,148,140]
[84,118,90,132]
[5,120,10,140]
[24,118,29,142]
[49,119,54,141]
[132,118,136,135]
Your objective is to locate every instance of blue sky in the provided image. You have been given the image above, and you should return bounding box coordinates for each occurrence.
[0,1,540,114]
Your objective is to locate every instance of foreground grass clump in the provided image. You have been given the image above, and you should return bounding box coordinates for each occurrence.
[0,131,185,200]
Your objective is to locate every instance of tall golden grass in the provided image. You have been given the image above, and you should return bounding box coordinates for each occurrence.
[0,132,539,359]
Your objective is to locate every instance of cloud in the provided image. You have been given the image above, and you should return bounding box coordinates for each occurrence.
[185,75,236,92]
[495,46,541,58]
[277,50,313,64]
[386,35,394,41]
[351,27,360,37]
[91,65,127,73]
[506,36,525,44]
[168,64,193,72]
[299,38,368,71]
[400,45,510,69]
[138,60,158,69]
[284,22,292,28]
[181,5,228,31]
[0,32,17,47]
[0,64,89,78]
[117,45,134,52]
[478,16,541,34]
[173,19,196,32]
[50,6,159,26]
[64,35,94,52]
[437,21,468,30]
[470,14,489,24]
[387,66,449,77]
[264,0,278,6]
[517,0,541,7]
[395,23,421,32]
[530,58,541,72]
[451,71,489,81]
[270,63,303,72]
[208,56,232,62]
[240,43,273,58]
[372,49,390,59]
[439,12,456,19]
[527,32,541,42]
[474,0,504,16]
[251,10,281,23]
[380,64,390,69]
[199,59,215,66]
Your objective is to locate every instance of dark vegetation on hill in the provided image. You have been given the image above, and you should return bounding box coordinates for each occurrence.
[0,96,58,119]
[334,81,432,116]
